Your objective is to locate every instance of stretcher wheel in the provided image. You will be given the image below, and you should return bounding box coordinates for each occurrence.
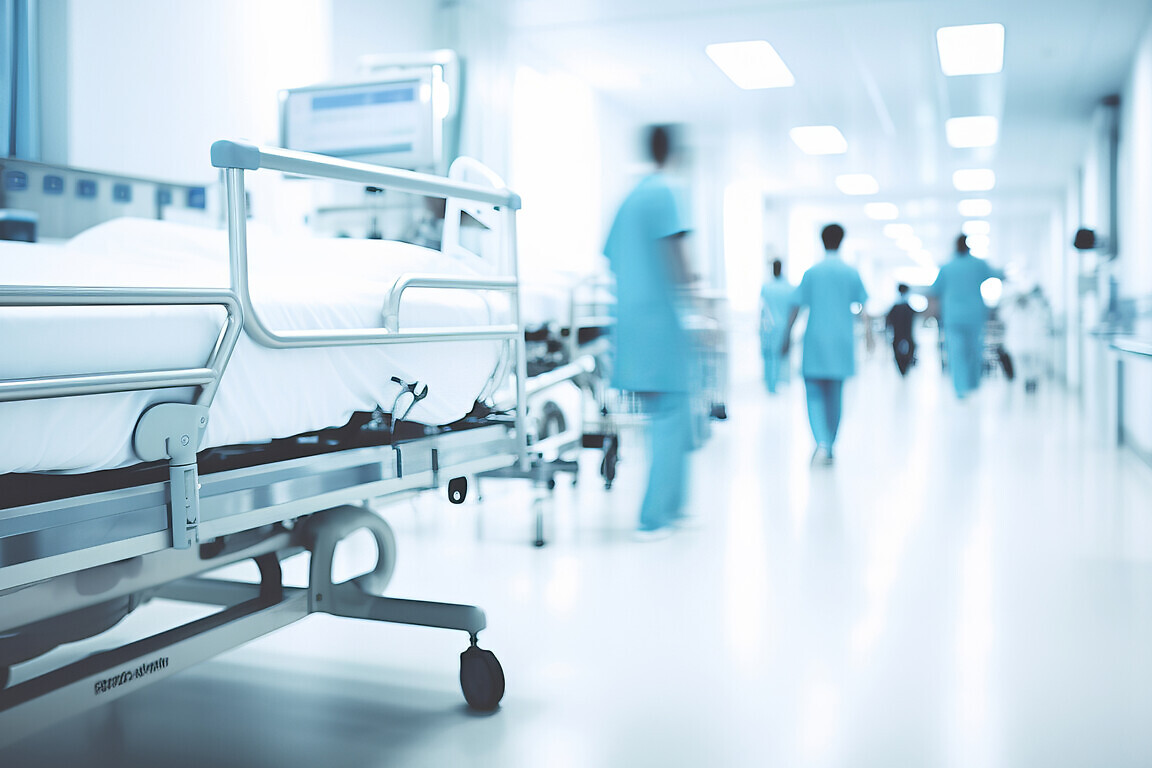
[460,645,504,711]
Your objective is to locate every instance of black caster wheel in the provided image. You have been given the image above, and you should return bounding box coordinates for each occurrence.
[460,645,504,711]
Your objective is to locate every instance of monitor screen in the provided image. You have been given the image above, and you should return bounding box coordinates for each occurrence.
[280,78,437,170]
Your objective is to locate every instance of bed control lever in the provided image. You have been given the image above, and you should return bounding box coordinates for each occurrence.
[133,403,210,550]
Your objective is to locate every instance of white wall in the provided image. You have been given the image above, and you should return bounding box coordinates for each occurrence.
[1116,18,1152,457]
[40,0,332,183]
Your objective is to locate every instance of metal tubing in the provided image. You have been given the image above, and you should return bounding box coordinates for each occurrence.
[214,143,519,210]
[505,206,530,470]
[223,167,521,349]
[0,287,242,407]
[0,368,214,402]
[382,273,517,331]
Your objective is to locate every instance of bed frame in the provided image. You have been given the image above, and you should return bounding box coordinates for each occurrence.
[0,141,549,745]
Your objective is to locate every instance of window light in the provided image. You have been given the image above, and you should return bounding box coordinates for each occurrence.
[790,125,847,155]
[864,202,899,220]
[706,41,795,89]
[962,220,991,236]
[958,199,992,217]
[953,169,996,192]
[946,116,999,148]
[835,173,879,195]
[936,23,1005,76]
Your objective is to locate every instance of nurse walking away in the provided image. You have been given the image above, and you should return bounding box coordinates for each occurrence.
[604,125,695,540]
[782,224,868,465]
[929,235,1005,399]
[759,258,794,393]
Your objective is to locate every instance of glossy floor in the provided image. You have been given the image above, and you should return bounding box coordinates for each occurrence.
[4,329,1152,767]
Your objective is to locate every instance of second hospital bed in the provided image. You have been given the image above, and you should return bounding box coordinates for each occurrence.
[0,141,550,743]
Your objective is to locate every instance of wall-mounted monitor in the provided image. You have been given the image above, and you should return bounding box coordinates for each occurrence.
[280,76,439,171]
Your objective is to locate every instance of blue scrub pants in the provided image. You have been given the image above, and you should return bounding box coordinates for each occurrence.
[761,330,789,393]
[804,378,844,451]
[944,323,985,397]
[638,392,692,531]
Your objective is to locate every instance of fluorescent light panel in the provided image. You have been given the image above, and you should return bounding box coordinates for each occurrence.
[937,23,1005,76]
[958,199,992,217]
[706,41,795,89]
[953,168,996,191]
[962,219,991,236]
[864,202,899,220]
[883,223,914,239]
[965,234,991,250]
[835,173,879,195]
[896,235,923,251]
[790,125,847,155]
[946,116,999,148]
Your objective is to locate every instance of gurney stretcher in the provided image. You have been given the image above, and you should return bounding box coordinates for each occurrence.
[0,141,534,745]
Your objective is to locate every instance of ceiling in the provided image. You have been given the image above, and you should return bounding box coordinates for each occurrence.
[504,0,1152,277]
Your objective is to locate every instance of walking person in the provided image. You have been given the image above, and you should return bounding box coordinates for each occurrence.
[929,235,1005,399]
[604,125,695,539]
[759,258,794,393]
[781,224,868,465]
[885,283,917,376]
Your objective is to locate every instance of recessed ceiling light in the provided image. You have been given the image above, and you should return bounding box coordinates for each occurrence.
[936,23,1005,76]
[946,116,999,148]
[953,169,996,192]
[958,199,992,217]
[789,125,847,155]
[962,219,991,236]
[835,173,879,195]
[864,202,899,220]
[883,223,914,239]
[706,41,795,89]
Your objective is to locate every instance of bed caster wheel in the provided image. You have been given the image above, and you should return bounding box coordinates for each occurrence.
[448,476,468,505]
[460,644,504,711]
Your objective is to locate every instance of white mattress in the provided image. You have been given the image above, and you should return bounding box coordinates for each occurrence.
[0,218,506,474]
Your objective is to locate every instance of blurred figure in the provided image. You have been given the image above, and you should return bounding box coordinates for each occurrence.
[604,125,694,539]
[885,283,918,376]
[929,235,1005,399]
[759,258,794,393]
[782,224,868,465]
[1003,287,1050,393]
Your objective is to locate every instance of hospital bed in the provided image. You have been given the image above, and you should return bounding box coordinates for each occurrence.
[0,141,559,744]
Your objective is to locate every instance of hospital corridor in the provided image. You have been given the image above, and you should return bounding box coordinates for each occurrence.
[5,0,1152,766]
[4,327,1152,767]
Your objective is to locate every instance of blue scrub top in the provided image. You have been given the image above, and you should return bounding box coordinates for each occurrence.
[604,173,690,392]
[930,254,1003,327]
[792,252,868,380]
[760,276,794,337]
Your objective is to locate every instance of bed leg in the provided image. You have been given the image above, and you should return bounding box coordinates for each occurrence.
[301,505,504,710]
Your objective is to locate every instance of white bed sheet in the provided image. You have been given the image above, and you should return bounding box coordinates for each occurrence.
[0,218,506,474]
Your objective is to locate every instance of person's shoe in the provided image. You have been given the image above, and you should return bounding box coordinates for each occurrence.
[811,445,834,466]
[632,526,674,542]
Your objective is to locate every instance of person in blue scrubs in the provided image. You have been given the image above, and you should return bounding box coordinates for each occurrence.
[929,235,1005,399]
[759,258,794,393]
[604,125,694,538]
[781,224,868,465]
